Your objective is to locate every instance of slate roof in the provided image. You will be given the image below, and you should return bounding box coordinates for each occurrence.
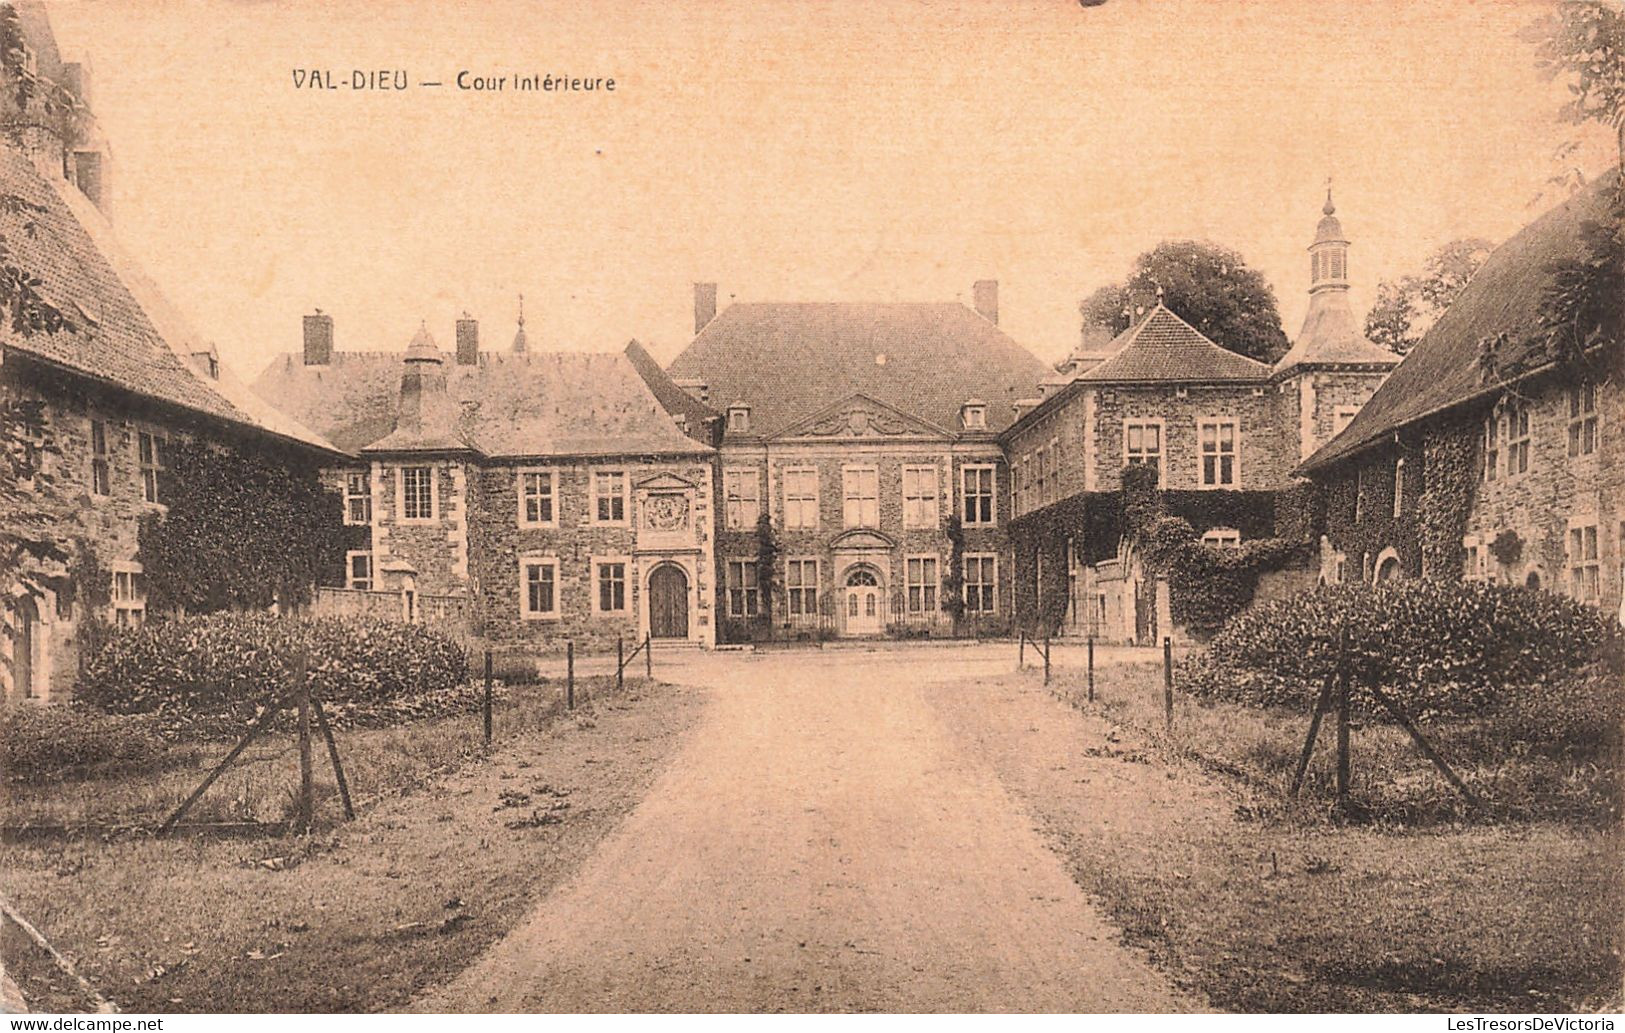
[1076,304,1275,384]
[0,144,335,453]
[623,338,720,437]
[1301,171,1619,474]
[251,342,711,460]
[664,301,1049,436]
[1275,291,1401,372]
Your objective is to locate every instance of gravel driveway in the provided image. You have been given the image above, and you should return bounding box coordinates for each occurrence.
[416,646,1197,1012]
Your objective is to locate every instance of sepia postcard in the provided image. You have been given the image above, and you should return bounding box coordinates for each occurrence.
[0,0,1621,1021]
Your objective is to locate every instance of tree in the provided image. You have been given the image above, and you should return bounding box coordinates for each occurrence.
[1528,0,1625,174]
[1363,238,1493,355]
[1078,240,1290,363]
[754,512,778,627]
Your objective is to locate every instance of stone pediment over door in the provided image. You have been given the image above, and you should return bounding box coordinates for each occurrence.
[772,394,954,442]
[636,472,698,492]
[828,528,896,552]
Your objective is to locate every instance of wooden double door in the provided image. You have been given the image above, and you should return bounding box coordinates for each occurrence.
[648,564,689,640]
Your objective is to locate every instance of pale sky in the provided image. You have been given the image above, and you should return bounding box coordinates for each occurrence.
[44,0,1618,375]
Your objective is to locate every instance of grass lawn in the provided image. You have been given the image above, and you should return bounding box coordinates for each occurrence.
[930,668,1623,1012]
[0,676,705,1012]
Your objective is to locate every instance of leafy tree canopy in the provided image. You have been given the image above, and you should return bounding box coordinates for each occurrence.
[1078,240,1290,364]
[1363,238,1493,356]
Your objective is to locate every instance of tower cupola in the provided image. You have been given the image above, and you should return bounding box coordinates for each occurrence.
[1310,187,1350,293]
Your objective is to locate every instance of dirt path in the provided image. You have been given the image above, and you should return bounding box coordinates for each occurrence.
[415,649,1198,1012]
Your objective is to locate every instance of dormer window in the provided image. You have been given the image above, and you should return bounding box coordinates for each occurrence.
[727,402,751,435]
[961,399,987,431]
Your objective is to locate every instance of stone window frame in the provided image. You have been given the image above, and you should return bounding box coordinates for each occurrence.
[784,556,819,619]
[1567,517,1601,604]
[1504,400,1532,478]
[781,466,820,530]
[137,428,167,506]
[343,469,372,526]
[904,553,940,614]
[900,464,940,530]
[110,561,146,627]
[1568,382,1599,458]
[1461,533,1487,582]
[963,552,998,613]
[725,557,760,618]
[1195,417,1239,489]
[516,466,560,529]
[1123,418,1165,488]
[397,463,439,524]
[345,549,374,591]
[518,555,562,620]
[723,466,762,530]
[1200,527,1242,548]
[88,416,111,498]
[961,464,997,527]
[592,554,631,614]
[590,468,630,526]
[841,464,880,529]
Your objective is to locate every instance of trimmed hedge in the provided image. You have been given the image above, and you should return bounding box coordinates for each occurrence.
[1,702,176,783]
[79,613,469,733]
[1180,579,1621,718]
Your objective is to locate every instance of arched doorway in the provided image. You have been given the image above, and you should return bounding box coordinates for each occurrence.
[13,595,38,699]
[843,567,883,637]
[1526,570,1543,590]
[648,564,689,640]
[1375,554,1402,582]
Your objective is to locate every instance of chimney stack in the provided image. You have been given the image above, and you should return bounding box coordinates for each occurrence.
[303,311,333,365]
[455,313,479,365]
[694,282,718,335]
[973,279,999,325]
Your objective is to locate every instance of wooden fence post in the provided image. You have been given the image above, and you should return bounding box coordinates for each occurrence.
[1162,636,1173,734]
[645,631,652,679]
[1335,660,1352,809]
[617,636,624,693]
[483,649,493,745]
[1019,631,1025,668]
[1043,636,1051,686]
[566,640,575,711]
[295,651,314,832]
[1087,633,1095,703]
[310,695,355,821]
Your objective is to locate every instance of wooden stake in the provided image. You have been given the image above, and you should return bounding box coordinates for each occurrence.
[483,650,493,745]
[1289,670,1338,796]
[160,683,293,834]
[617,636,625,692]
[1162,636,1173,734]
[645,631,652,679]
[1043,636,1051,685]
[1368,680,1484,810]
[566,640,575,711]
[1087,634,1095,703]
[311,695,354,821]
[295,652,313,833]
[1335,661,1351,808]
[1019,632,1026,668]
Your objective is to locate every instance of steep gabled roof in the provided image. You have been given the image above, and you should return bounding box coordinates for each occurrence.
[665,301,1049,436]
[1275,292,1401,372]
[251,344,711,460]
[0,144,334,453]
[1077,304,1274,384]
[624,338,720,437]
[1301,171,1619,474]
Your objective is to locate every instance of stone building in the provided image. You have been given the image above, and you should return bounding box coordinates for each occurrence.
[1002,194,1398,642]
[251,317,720,653]
[0,7,337,701]
[1301,173,1622,622]
[664,283,1048,640]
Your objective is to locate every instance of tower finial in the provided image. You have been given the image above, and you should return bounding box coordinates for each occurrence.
[517,292,525,328]
[1323,177,1335,216]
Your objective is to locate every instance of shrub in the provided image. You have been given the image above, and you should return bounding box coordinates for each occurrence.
[1,702,176,783]
[1141,515,1311,635]
[78,613,469,733]
[1180,580,1621,717]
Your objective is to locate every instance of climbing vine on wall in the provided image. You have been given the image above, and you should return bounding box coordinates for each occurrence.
[754,513,778,626]
[137,438,345,614]
[1416,424,1478,578]
[1139,515,1310,635]
[943,514,965,620]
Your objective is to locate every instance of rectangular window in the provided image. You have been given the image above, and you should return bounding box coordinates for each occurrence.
[1506,403,1531,477]
[1124,421,1162,483]
[138,431,165,504]
[782,468,819,529]
[902,466,939,529]
[906,556,939,613]
[1482,414,1500,481]
[89,418,110,496]
[786,558,818,617]
[112,566,145,627]
[962,465,995,525]
[518,470,557,527]
[726,559,760,618]
[344,470,372,525]
[963,554,996,614]
[593,470,627,523]
[1198,420,1237,488]
[1569,383,1598,457]
[346,550,373,590]
[521,558,559,618]
[401,465,435,521]
[842,466,879,528]
[596,561,627,613]
[1569,524,1600,603]
[724,468,761,529]
[1393,457,1406,519]
[1201,528,1242,548]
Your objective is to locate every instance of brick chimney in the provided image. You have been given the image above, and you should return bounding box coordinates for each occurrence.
[303,311,333,365]
[455,313,479,365]
[694,282,718,335]
[973,279,998,325]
